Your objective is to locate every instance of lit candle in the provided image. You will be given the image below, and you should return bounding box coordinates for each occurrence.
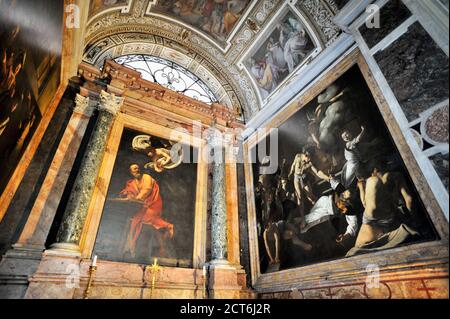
[203,266,207,277]
[92,255,98,267]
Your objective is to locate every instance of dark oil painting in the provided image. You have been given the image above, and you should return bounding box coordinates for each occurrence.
[252,66,438,274]
[93,128,198,267]
[0,0,63,194]
[152,0,252,43]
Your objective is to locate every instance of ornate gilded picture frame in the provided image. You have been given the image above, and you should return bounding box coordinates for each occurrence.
[79,113,209,269]
[243,49,449,293]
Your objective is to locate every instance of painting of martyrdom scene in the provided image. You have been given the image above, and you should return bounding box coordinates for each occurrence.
[0,0,63,195]
[253,66,438,273]
[153,0,252,43]
[89,0,129,16]
[245,10,317,101]
[93,129,198,267]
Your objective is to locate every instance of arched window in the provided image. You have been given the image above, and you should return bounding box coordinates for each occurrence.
[114,54,218,105]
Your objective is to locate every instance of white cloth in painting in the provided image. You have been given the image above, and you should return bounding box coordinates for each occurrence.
[251,63,270,100]
[284,33,309,73]
[341,138,363,188]
[268,43,287,71]
[301,195,358,237]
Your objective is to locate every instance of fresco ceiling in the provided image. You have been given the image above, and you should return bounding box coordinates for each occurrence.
[84,0,344,121]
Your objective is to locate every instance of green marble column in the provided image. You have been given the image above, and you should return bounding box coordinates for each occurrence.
[207,130,229,265]
[51,91,123,252]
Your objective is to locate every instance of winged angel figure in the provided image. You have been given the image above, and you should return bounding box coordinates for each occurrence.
[132,135,184,173]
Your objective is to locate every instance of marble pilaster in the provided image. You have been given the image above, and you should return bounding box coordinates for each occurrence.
[205,130,244,298]
[14,95,95,250]
[51,91,123,253]
[0,94,94,299]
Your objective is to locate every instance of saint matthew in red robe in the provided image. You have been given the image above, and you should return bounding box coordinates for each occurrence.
[121,164,174,257]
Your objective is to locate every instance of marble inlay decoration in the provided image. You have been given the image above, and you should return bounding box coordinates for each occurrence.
[375,22,450,122]
[430,152,449,192]
[425,104,449,144]
[359,0,412,49]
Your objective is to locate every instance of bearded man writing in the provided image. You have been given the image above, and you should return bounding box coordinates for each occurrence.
[118,164,174,258]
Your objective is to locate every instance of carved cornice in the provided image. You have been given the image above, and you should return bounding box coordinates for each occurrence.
[78,61,243,132]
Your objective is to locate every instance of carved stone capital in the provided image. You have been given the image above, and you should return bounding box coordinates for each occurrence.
[73,94,94,116]
[99,90,124,116]
[205,128,225,149]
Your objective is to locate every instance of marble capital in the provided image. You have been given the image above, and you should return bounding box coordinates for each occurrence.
[73,94,94,117]
[99,90,124,115]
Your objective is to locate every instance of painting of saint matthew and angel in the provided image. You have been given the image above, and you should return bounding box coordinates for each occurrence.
[94,129,197,267]
[253,66,437,273]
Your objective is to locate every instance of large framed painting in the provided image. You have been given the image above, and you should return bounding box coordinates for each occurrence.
[242,4,322,102]
[151,0,253,43]
[0,0,63,195]
[244,50,447,286]
[87,115,207,268]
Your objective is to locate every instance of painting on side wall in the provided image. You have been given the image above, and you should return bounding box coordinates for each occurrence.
[252,66,438,274]
[94,129,198,267]
[152,0,252,43]
[89,0,129,17]
[244,9,318,101]
[0,0,63,195]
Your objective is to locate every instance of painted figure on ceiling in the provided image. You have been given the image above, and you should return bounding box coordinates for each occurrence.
[247,13,315,100]
[158,0,250,41]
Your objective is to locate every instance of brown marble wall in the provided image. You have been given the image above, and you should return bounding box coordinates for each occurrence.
[45,108,100,248]
[24,255,251,299]
[0,87,76,256]
[374,22,449,122]
[238,163,251,288]
[334,0,350,11]
[259,276,449,299]
[430,153,449,192]
[360,0,412,49]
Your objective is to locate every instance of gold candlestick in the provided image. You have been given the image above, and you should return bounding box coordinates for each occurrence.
[146,258,162,299]
[83,266,97,299]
